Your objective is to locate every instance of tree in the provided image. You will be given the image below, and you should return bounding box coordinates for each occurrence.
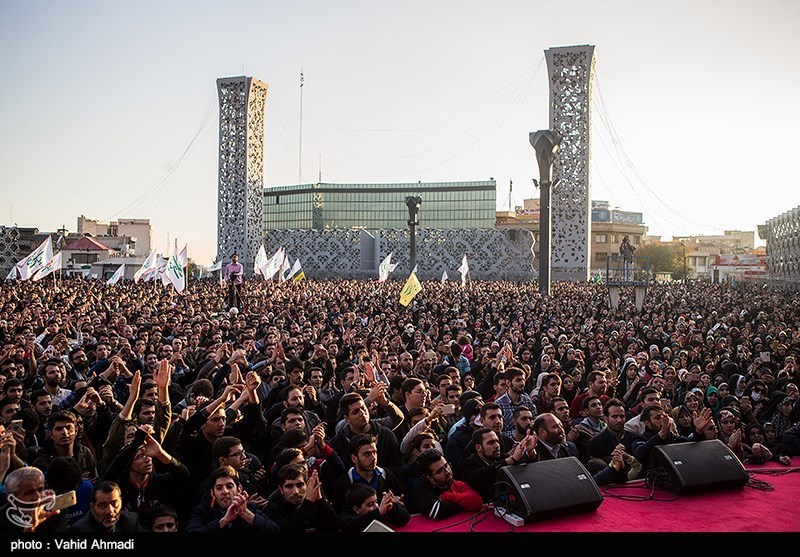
[187,258,200,278]
[635,243,688,280]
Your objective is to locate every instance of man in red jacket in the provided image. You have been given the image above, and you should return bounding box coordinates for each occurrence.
[407,449,482,520]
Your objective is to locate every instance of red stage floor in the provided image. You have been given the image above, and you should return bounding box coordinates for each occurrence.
[398,460,800,533]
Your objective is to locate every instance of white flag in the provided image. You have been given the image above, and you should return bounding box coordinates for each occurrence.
[286,258,302,280]
[254,244,267,277]
[279,252,292,282]
[411,264,418,275]
[107,264,125,285]
[5,267,17,281]
[15,236,53,280]
[158,257,170,286]
[164,251,186,293]
[134,250,159,283]
[457,254,469,286]
[208,260,222,272]
[441,270,448,283]
[378,253,393,283]
[32,252,62,281]
[178,244,187,268]
[262,247,284,279]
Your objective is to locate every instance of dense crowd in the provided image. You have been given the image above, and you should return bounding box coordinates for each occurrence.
[0,275,798,533]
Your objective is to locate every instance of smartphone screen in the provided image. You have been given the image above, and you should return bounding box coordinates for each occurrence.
[52,490,77,511]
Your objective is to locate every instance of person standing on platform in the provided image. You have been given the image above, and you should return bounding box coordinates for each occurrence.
[224,252,244,310]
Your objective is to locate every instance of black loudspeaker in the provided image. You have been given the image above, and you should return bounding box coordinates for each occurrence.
[651,440,749,494]
[495,457,603,522]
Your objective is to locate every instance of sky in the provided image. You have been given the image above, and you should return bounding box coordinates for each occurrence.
[1,0,798,266]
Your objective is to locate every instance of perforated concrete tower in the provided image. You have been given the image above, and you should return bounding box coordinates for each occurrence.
[545,45,595,282]
[217,76,268,274]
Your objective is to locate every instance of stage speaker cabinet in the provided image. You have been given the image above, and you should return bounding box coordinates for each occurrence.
[651,439,749,495]
[495,456,603,523]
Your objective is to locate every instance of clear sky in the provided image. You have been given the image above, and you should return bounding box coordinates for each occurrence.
[1,0,798,266]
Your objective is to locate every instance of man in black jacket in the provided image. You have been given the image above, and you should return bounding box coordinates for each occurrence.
[329,393,402,472]
[70,481,146,532]
[185,466,278,532]
[461,428,535,502]
[631,404,713,472]
[333,434,400,512]
[103,429,189,517]
[406,449,482,520]
[264,464,339,532]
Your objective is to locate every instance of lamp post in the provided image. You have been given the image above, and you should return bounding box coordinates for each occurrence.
[680,241,687,283]
[406,196,422,273]
[530,130,561,295]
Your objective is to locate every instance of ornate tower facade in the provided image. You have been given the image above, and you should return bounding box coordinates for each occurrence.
[217,76,268,274]
[545,45,595,281]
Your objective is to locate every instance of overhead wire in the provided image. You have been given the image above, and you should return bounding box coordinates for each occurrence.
[592,68,728,234]
[104,91,216,221]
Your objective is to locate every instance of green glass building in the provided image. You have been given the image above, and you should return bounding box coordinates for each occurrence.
[263,180,496,231]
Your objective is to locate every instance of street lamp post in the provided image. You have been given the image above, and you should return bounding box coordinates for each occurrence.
[406,196,422,273]
[530,130,561,295]
[680,241,687,283]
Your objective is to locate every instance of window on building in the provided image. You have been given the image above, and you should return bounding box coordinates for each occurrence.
[596,234,607,243]
[595,252,607,262]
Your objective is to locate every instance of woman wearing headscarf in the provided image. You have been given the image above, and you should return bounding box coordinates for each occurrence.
[728,374,747,399]
[559,372,578,406]
[767,394,795,443]
[671,405,695,437]
[716,408,743,459]
[757,390,787,424]
[703,385,723,416]
[743,422,792,465]
[618,357,645,410]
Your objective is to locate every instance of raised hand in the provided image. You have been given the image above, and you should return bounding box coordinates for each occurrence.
[378,491,393,515]
[180,405,197,421]
[305,470,322,502]
[245,371,261,393]
[154,359,172,390]
[692,407,714,435]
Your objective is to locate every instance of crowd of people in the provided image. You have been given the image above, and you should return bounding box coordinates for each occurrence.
[0,275,798,533]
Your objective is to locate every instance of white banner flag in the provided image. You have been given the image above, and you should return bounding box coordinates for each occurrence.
[441,270,448,283]
[107,264,125,285]
[279,252,292,282]
[457,254,469,286]
[254,244,267,277]
[164,252,186,293]
[32,252,62,282]
[5,267,17,281]
[262,247,284,280]
[15,236,53,280]
[134,250,158,283]
[208,260,222,272]
[378,253,393,283]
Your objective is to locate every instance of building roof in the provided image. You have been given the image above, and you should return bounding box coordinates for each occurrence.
[61,236,112,251]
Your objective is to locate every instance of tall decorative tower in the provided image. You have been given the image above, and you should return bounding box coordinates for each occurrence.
[217,76,268,274]
[545,45,595,282]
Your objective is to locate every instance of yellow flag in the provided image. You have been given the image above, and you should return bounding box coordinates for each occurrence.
[399,272,422,307]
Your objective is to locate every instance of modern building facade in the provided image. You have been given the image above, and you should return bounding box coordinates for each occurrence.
[263,180,496,231]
